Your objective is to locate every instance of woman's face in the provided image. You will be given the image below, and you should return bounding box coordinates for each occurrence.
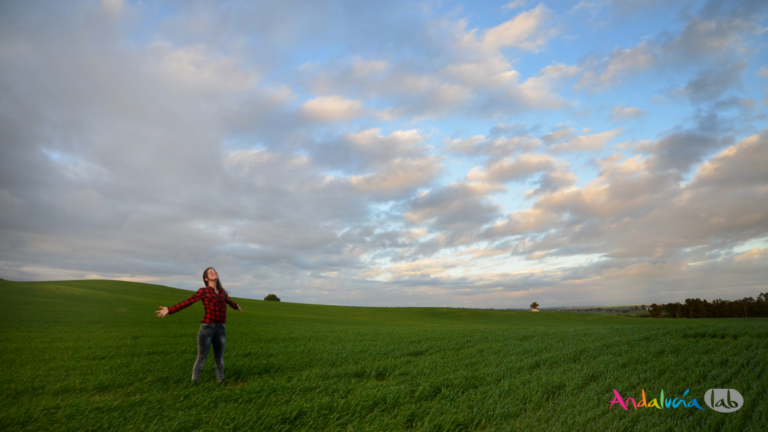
[206,268,218,283]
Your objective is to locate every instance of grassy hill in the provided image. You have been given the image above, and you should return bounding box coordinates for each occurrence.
[1,279,767,431]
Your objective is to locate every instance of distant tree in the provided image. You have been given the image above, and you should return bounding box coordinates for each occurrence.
[264,294,281,302]
[758,293,768,316]
[647,293,768,318]
[694,302,707,318]
[648,303,663,318]
[530,302,539,310]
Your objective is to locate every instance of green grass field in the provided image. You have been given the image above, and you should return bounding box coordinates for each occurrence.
[1,280,766,431]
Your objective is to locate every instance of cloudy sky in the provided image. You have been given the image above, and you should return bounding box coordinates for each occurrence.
[1,0,767,307]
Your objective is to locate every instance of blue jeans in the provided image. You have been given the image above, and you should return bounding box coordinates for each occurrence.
[192,323,226,382]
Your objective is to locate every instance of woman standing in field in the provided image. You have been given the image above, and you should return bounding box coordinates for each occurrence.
[155,267,242,384]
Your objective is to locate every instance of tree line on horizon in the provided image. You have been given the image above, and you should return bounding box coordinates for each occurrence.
[648,293,768,318]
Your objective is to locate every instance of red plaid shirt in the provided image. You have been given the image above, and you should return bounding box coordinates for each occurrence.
[168,286,240,323]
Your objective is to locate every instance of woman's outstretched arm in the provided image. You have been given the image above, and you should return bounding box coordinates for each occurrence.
[156,289,204,318]
[226,297,242,312]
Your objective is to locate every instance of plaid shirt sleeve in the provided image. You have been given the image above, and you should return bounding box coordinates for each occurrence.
[226,297,240,310]
[168,289,204,315]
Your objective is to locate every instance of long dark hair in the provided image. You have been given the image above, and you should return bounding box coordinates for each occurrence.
[203,267,229,300]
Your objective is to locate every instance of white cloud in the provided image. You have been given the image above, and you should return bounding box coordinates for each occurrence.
[691,132,768,190]
[487,207,560,236]
[445,134,540,156]
[576,43,656,90]
[350,59,390,78]
[150,42,258,95]
[669,62,746,103]
[483,5,557,52]
[309,128,432,173]
[100,0,124,17]
[445,135,487,154]
[538,63,581,80]
[663,17,761,63]
[467,153,557,183]
[462,150,577,199]
[296,7,573,120]
[503,0,530,10]
[541,127,574,145]
[299,95,365,122]
[575,8,764,93]
[404,181,505,241]
[549,128,622,152]
[346,128,424,158]
[489,131,768,269]
[609,104,646,121]
[350,156,442,197]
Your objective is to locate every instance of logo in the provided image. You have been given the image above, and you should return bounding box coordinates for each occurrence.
[609,389,704,411]
[704,389,743,413]
[609,388,743,412]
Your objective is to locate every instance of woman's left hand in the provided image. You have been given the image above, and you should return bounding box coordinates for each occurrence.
[237,305,243,312]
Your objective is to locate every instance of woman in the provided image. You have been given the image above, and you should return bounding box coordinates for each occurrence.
[156,267,242,384]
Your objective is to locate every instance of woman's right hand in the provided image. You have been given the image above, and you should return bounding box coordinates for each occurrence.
[156,306,169,318]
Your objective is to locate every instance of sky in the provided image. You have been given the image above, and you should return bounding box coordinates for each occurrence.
[1,0,767,308]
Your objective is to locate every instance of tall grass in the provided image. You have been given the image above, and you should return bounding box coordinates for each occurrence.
[1,280,766,431]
